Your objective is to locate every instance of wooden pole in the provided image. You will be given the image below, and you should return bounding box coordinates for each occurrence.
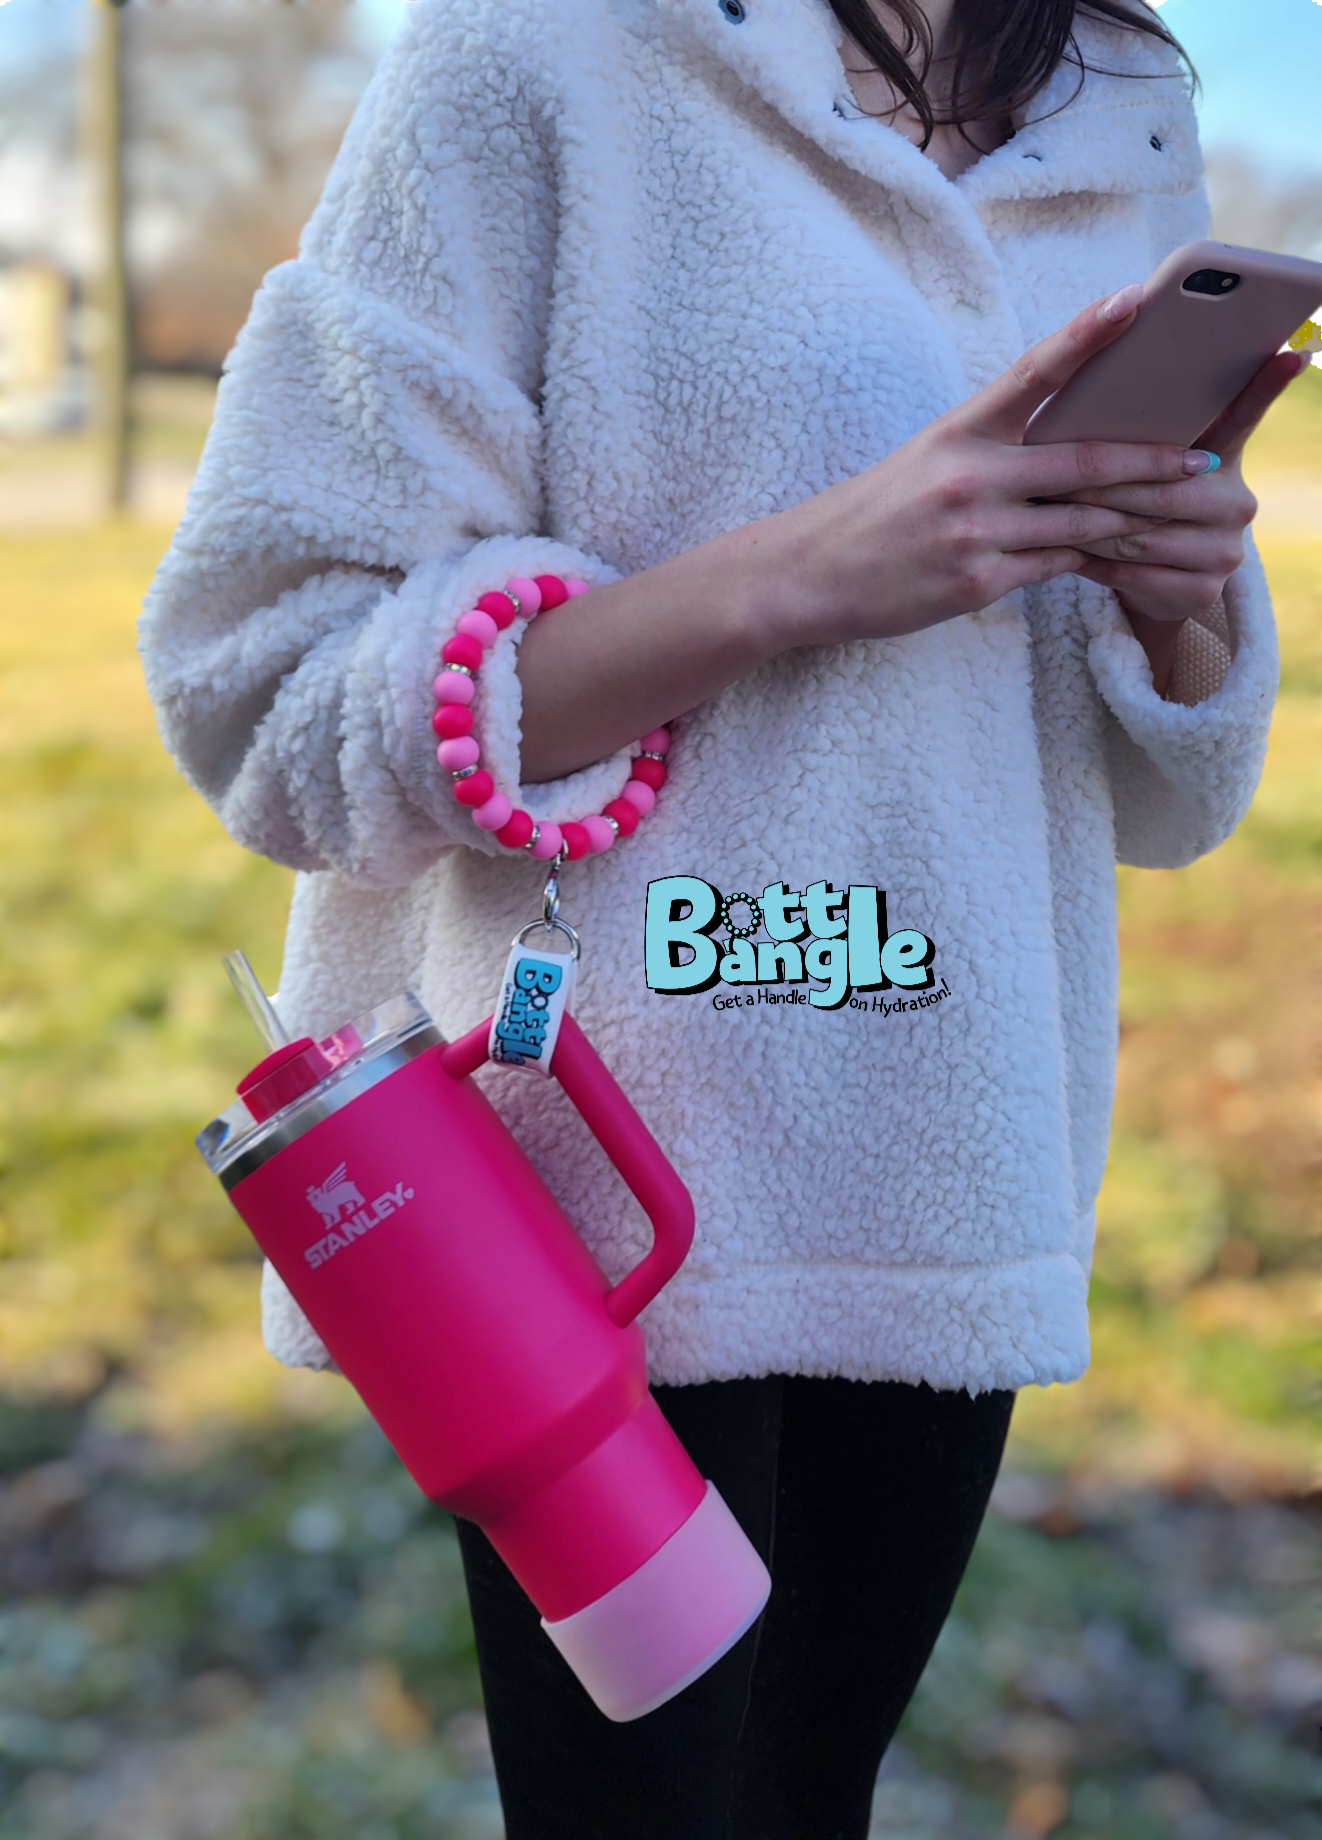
[84,0,130,511]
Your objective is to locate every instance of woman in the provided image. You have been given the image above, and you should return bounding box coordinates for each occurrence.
[140,2,1303,1833]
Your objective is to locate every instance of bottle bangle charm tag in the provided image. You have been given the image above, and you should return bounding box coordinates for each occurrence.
[490,847,580,1074]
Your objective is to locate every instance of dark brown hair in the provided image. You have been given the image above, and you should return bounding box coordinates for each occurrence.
[827,1,1200,152]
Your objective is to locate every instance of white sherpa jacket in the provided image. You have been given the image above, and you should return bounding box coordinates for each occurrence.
[141,0,1277,1394]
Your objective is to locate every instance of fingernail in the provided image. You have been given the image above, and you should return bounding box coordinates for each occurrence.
[1100,283,1143,323]
[1182,450,1218,474]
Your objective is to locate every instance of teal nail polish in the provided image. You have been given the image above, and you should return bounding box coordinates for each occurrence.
[1183,450,1219,474]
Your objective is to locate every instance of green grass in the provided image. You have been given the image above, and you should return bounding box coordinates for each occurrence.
[0,375,1319,1837]
[0,1394,1314,1839]
[0,519,294,1425]
[1007,386,1322,1494]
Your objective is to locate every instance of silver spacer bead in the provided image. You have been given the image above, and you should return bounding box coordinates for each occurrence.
[451,764,479,781]
[604,815,620,838]
[524,824,541,851]
[639,750,666,763]
[504,590,523,617]
[439,661,474,678]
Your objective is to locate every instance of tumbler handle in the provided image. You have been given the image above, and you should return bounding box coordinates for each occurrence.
[440,1016,695,1326]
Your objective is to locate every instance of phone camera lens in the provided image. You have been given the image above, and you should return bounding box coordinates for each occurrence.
[1182,268,1241,297]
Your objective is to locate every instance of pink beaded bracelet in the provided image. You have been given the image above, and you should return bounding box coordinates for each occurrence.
[431,573,671,861]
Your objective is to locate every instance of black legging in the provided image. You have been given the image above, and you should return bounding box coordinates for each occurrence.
[456,1374,1015,1840]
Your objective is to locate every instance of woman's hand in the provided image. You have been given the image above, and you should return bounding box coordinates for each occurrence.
[762,282,1209,653]
[516,284,1252,780]
[1035,348,1311,624]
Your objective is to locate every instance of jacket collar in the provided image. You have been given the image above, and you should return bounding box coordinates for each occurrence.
[654,0,1203,213]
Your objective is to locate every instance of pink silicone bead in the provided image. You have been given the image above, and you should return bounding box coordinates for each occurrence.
[581,815,616,854]
[437,736,480,772]
[529,822,563,860]
[639,728,671,755]
[563,578,590,599]
[434,672,475,705]
[504,576,543,617]
[472,792,513,832]
[456,609,499,648]
[621,778,656,815]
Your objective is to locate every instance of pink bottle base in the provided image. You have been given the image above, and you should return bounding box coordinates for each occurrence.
[540,1480,772,1722]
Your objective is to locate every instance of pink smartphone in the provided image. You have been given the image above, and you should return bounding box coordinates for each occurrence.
[1022,239,1322,451]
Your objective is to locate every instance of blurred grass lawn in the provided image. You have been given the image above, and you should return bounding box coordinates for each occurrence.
[0,381,1318,1492]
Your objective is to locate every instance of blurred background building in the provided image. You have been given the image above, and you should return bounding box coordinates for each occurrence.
[0,262,79,436]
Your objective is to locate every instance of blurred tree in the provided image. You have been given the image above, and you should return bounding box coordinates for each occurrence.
[120,0,374,374]
[83,0,130,506]
[98,0,375,373]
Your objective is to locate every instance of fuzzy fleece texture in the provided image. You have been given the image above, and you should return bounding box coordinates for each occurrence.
[141,0,1277,1396]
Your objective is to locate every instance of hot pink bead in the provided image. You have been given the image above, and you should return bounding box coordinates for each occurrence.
[639,728,671,755]
[477,591,518,629]
[581,815,616,854]
[534,575,569,611]
[604,797,640,837]
[437,736,480,771]
[630,756,666,791]
[433,703,473,739]
[434,672,475,705]
[529,822,563,860]
[504,576,543,616]
[497,809,535,850]
[472,792,513,832]
[621,778,656,815]
[456,609,499,647]
[563,578,590,599]
[454,769,495,808]
[442,634,484,671]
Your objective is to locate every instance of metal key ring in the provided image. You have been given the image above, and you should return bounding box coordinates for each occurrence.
[516,917,581,960]
[540,845,570,928]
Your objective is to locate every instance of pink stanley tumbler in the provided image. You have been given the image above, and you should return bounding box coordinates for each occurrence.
[197,969,771,1721]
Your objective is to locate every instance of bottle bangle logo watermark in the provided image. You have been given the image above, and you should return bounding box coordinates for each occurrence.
[644,877,943,1013]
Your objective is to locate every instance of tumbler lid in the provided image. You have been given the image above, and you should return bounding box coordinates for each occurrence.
[197,991,439,1181]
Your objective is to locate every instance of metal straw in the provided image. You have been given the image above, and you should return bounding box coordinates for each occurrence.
[223,950,290,1053]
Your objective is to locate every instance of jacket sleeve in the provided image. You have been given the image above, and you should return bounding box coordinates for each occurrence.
[138,7,633,892]
[1078,530,1278,868]
[1072,157,1280,869]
